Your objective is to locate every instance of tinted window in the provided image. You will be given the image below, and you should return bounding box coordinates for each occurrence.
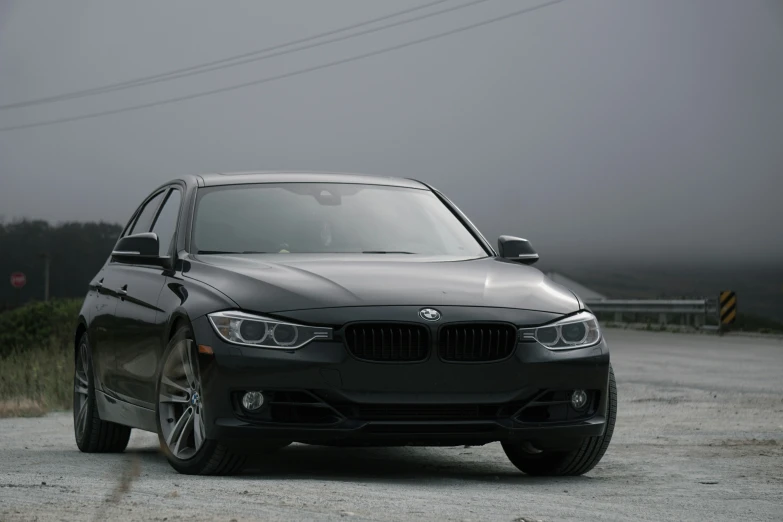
[128,191,165,235]
[151,189,182,256]
[192,183,486,257]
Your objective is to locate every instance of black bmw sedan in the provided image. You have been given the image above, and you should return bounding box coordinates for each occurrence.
[73,172,616,476]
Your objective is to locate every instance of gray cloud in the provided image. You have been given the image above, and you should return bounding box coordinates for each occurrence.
[1,0,782,265]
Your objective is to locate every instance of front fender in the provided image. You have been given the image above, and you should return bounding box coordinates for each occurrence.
[158,273,238,343]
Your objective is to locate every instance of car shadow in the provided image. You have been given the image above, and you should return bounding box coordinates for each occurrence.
[122,443,592,485]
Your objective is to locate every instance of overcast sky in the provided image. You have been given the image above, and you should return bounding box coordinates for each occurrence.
[1,0,781,265]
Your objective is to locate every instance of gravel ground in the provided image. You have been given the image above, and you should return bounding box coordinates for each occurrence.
[1,329,782,521]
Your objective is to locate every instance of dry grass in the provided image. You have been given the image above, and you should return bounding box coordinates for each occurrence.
[0,338,72,418]
[0,397,49,417]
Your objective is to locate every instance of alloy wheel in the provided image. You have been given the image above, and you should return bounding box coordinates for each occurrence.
[73,341,90,440]
[158,338,206,460]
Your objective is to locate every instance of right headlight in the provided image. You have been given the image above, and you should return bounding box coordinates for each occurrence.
[208,311,332,349]
[519,311,601,350]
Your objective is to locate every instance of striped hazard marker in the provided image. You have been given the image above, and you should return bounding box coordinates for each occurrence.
[719,291,737,325]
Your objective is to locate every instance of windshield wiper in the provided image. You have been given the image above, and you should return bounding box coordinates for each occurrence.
[197,250,268,254]
[362,250,417,254]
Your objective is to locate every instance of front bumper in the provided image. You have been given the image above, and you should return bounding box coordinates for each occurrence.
[191,307,611,447]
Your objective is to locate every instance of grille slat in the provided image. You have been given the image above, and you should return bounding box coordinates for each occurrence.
[439,323,516,362]
[345,323,429,362]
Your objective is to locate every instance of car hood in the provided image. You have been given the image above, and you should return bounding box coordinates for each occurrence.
[184,254,579,314]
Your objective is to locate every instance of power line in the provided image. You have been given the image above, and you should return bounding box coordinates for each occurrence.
[0,0,567,133]
[1,0,497,113]
[0,0,456,111]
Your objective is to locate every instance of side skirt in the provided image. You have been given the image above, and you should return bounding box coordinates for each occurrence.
[95,390,157,432]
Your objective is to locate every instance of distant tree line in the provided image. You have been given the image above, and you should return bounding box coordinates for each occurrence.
[0,220,122,308]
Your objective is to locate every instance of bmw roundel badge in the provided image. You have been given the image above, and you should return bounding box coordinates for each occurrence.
[419,308,441,321]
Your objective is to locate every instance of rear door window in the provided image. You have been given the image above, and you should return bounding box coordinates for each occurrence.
[151,189,182,256]
[128,191,165,235]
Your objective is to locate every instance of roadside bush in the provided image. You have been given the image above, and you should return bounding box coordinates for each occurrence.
[0,299,80,357]
[0,300,79,417]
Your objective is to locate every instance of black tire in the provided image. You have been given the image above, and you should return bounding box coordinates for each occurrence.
[73,333,132,453]
[502,365,617,476]
[155,325,247,475]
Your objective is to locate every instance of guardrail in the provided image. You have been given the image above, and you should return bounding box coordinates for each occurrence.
[584,298,719,327]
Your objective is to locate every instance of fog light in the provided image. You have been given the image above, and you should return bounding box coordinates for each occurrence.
[242,391,265,411]
[571,389,588,410]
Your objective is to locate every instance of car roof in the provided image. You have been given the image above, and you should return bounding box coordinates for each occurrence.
[194,171,428,190]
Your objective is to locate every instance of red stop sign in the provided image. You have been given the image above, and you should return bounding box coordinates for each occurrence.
[10,272,26,289]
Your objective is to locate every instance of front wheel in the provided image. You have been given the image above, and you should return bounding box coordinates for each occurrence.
[502,365,617,476]
[156,325,248,475]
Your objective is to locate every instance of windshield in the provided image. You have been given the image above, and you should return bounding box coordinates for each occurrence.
[192,183,487,257]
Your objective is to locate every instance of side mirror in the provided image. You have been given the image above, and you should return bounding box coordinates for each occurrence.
[112,233,168,266]
[498,235,539,265]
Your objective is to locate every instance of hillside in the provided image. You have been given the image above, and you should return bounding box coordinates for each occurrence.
[542,260,783,322]
[1,219,780,321]
[0,220,122,308]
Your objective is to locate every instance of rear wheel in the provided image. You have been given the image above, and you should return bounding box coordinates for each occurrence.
[156,325,247,475]
[502,365,617,476]
[73,333,131,453]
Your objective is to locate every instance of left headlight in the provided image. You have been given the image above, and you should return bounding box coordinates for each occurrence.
[519,311,601,350]
[208,311,332,349]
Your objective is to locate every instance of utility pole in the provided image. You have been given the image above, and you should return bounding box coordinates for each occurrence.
[40,252,50,302]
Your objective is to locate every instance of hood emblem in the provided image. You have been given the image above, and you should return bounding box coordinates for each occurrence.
[419,308,441,322]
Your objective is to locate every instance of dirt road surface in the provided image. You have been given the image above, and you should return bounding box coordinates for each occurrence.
[1,330,782,521]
